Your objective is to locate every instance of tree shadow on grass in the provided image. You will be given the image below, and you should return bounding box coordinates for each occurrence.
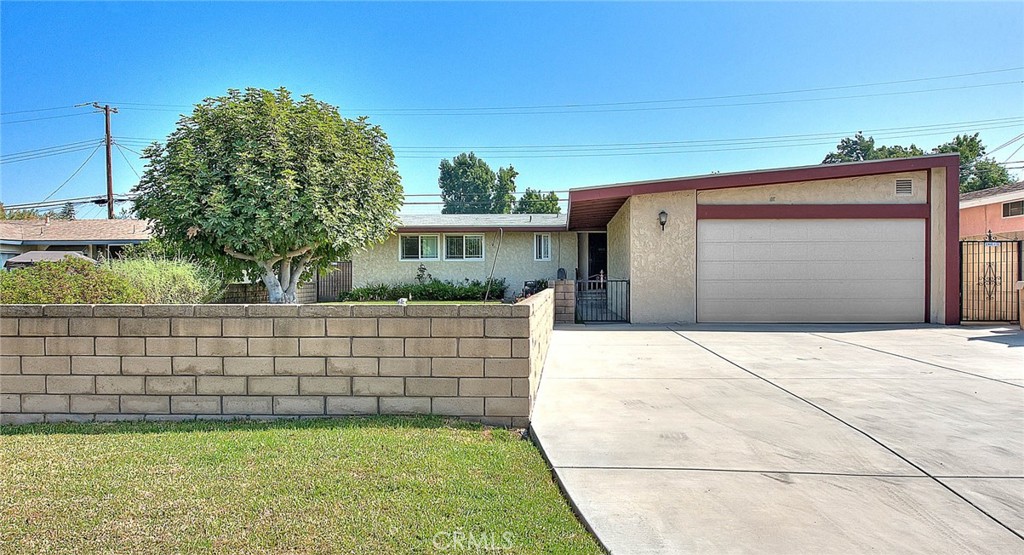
[0,415,483,437]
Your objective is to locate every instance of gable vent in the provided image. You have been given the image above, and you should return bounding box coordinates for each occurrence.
[895,179,913,196]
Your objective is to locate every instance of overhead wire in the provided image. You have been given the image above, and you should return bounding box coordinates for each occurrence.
[40,144,103,201]
[0,112,94,125]
[113,142,142,178]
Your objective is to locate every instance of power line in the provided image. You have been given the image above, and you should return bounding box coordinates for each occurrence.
[0,112,94,125]
[988,132,1024,154]
[1003,143,1024,164]
[1,140,105,165]
[393,125,1024,159]
[95,67,1024,113]
[103,81,1023,117]
[109,117,1023,153]
[0,104,81,116]
[113,143,141,178]
[358,82,1024,116]
[41,145,103,202]
[1,139,102,159]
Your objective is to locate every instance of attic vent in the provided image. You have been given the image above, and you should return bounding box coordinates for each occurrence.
[895,179,913,196]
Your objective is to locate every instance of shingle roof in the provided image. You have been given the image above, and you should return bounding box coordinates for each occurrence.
[396,213,567,231]
[0,219,152,243]
[959,181,1024,202]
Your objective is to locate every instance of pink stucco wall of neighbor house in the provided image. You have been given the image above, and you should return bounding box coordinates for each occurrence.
[960,203,1024,241]
[959,182,1024,241]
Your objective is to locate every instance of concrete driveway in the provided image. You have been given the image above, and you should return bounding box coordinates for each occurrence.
[530,325,1024,554]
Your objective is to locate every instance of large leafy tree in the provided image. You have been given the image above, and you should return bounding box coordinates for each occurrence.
[132,87,403,303]
[823,132,1012,192]
[438,152,518,214]
[513,188,561,214]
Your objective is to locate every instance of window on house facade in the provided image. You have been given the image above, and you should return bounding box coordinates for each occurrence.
[445,234,484,260]
[534,233,551,261]
[1003,200,1024,218]
[400,235,439,260]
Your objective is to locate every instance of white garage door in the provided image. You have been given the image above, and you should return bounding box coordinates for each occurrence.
[697,219,925,323]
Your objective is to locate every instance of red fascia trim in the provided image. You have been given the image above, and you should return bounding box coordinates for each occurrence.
[569,155,960,204]
[944,161,961,324]
[396,226,566,233]
[696,204,930,220]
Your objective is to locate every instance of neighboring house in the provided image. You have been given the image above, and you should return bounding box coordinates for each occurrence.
[3,251,96,269]
[352,214,576,298]
[959,181,1024,240]
[354,154,960,325]
[0,218,151,267]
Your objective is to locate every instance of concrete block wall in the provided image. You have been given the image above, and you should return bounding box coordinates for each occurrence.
[553,280,575,324]
[523,290,554,411]
[0,290,555,427]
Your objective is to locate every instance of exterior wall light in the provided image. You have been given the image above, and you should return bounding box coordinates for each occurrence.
[658,210,668,231]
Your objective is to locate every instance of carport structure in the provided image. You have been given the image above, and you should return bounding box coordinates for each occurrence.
[531,324,1023,553]
[566,154,961,325]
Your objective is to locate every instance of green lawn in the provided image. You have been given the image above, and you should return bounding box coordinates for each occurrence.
[0,417,601,554]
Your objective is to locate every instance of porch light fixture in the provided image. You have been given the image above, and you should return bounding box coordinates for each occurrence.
[658,210,668,231]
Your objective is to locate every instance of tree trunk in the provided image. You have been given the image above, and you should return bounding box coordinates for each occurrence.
[261,271,287,303]
[225,247,313,305]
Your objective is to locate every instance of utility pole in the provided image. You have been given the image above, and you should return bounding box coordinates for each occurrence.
[77,102,120,218]
[92,103,119,219]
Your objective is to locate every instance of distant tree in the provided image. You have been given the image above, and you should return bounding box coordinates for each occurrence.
[822,132,924,163]
[133,87,403,303]
[491,166,518,214]
[933,133,1013,193]
[53,203,76,220]
[823,132,1012,193]
[438,152,518,214]
[513,188,561,214]
[0,203,42,220]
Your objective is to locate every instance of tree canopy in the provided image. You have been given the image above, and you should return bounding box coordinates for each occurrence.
[132,87,403,303]
[822,132,1013,193]
[438,152,560,214]
[0,203,41,220]
[514,188,561,214]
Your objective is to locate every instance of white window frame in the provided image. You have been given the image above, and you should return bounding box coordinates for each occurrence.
[443,234,485,261]
[534,233,552,261]
[1002,200,1024,219]
[398,234,440,261]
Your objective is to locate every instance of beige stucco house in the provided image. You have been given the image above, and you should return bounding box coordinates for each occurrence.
[352,214,577,299]
[357,154,962,324]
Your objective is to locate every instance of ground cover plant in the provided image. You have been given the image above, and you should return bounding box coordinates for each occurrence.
[0,417,601,554]
[342,277,508,302]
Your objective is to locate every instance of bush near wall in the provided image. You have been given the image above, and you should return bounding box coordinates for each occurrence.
[0,256,225,305]
[342,278,508,302]
[108,257,226,304]
[0,258,142,304]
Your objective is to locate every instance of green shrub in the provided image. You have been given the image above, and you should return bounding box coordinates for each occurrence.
[107,257,226,304]
[342,278,508,302]
[0,257,143,304]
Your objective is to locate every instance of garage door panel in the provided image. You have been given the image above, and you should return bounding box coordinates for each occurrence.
[768,241,922,262]
[706,260,922,281]
[705,299,924,323]
[699,279,924,301]
[697,219,925,323]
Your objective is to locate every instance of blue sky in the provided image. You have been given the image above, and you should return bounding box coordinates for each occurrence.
[2,2,1022,217]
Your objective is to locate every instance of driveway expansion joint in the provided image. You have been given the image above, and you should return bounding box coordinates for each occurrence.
[809,332,1024,389]
[669,327,1024,542]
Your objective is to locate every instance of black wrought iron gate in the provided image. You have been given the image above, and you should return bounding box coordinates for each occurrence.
[960,239,1022,322]
[575,279,630,323]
